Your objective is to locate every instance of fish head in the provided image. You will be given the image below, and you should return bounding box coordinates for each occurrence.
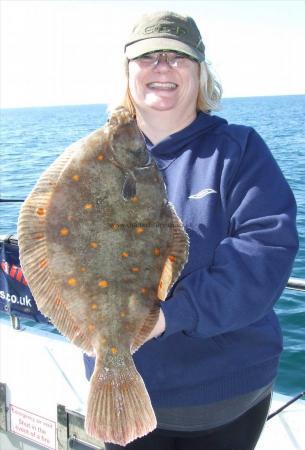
[109,121,150,170]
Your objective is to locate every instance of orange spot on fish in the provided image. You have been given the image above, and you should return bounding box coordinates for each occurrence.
[60,227,69,237]
[154,248,161,256]
[33,233,44,240]
[36,207,46,216]
[111,347,118,354]
[88,324,95,332]
[131,196,139,203]
[55,297,61,306]
[72,174,80,181]
[120,311,126,317]
[121,252,129,258]
[67,278,77,286]
[97,154,104,161]
[111,224,119,230]
[90,242,98,249]
[80,267,86,272]
[39,259,48,269]
[98,280,108,288]
[135,227,144,234]
[159,281,163,288]
[91,303,97,310]
[168,255,176,262]
[84,203,93,210]
[131,267,140,273]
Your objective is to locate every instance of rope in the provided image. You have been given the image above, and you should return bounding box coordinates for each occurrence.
[0,198,24,203]
[267,390,305,420]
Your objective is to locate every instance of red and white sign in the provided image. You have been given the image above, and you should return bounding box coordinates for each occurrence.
[10,404,56,450]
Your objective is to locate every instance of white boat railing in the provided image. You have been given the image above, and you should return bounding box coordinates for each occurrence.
[286,277,305,292]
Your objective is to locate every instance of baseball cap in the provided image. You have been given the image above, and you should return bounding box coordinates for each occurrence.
[124,11,205,62]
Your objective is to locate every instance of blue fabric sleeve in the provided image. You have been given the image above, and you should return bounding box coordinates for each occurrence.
[159,130,299,339]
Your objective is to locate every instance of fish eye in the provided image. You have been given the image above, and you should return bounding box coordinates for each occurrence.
[132,146,144,155]
[130,145,150,165]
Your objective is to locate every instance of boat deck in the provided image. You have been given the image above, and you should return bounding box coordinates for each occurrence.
[257,392,305,449]
[0,315,304,450]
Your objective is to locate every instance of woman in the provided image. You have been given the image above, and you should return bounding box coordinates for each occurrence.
[84,11,299,449]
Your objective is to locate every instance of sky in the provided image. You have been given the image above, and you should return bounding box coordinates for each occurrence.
[1,0,305,108]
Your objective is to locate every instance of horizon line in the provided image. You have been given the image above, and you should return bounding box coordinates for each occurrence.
[1,92,304,111]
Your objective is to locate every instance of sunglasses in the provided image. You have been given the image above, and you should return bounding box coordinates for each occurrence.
[130,51,198,68]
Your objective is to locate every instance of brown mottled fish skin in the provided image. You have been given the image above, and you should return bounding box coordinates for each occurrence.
[17,107,189,445]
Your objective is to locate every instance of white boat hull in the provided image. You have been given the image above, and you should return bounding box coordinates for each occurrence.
[0,315,304,450]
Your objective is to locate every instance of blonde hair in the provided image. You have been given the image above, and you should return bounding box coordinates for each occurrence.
[197,61,222,113]
[109,59,222,116]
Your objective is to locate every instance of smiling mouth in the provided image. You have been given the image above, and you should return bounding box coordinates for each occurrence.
[147,82,178,90]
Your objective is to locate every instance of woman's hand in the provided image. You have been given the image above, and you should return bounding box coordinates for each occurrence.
[144,308,166,343]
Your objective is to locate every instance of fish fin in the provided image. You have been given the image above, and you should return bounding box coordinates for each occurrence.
[158,202,189,300]
[130,304,160,354]
[85,350,156,445]
[122,173,136,200]
[17,148,94,355]
[39,138,85,188]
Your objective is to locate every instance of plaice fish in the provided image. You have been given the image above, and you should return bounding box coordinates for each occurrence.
[17,107,189,445]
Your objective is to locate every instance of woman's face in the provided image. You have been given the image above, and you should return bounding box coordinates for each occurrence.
[128,52,200,116]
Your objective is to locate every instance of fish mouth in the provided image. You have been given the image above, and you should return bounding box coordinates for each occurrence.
[146,82,178,90]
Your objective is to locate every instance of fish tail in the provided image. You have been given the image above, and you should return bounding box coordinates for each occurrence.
[85,351,156,446]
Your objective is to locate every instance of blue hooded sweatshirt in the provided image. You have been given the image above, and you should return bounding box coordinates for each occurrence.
[84,111,299,408]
